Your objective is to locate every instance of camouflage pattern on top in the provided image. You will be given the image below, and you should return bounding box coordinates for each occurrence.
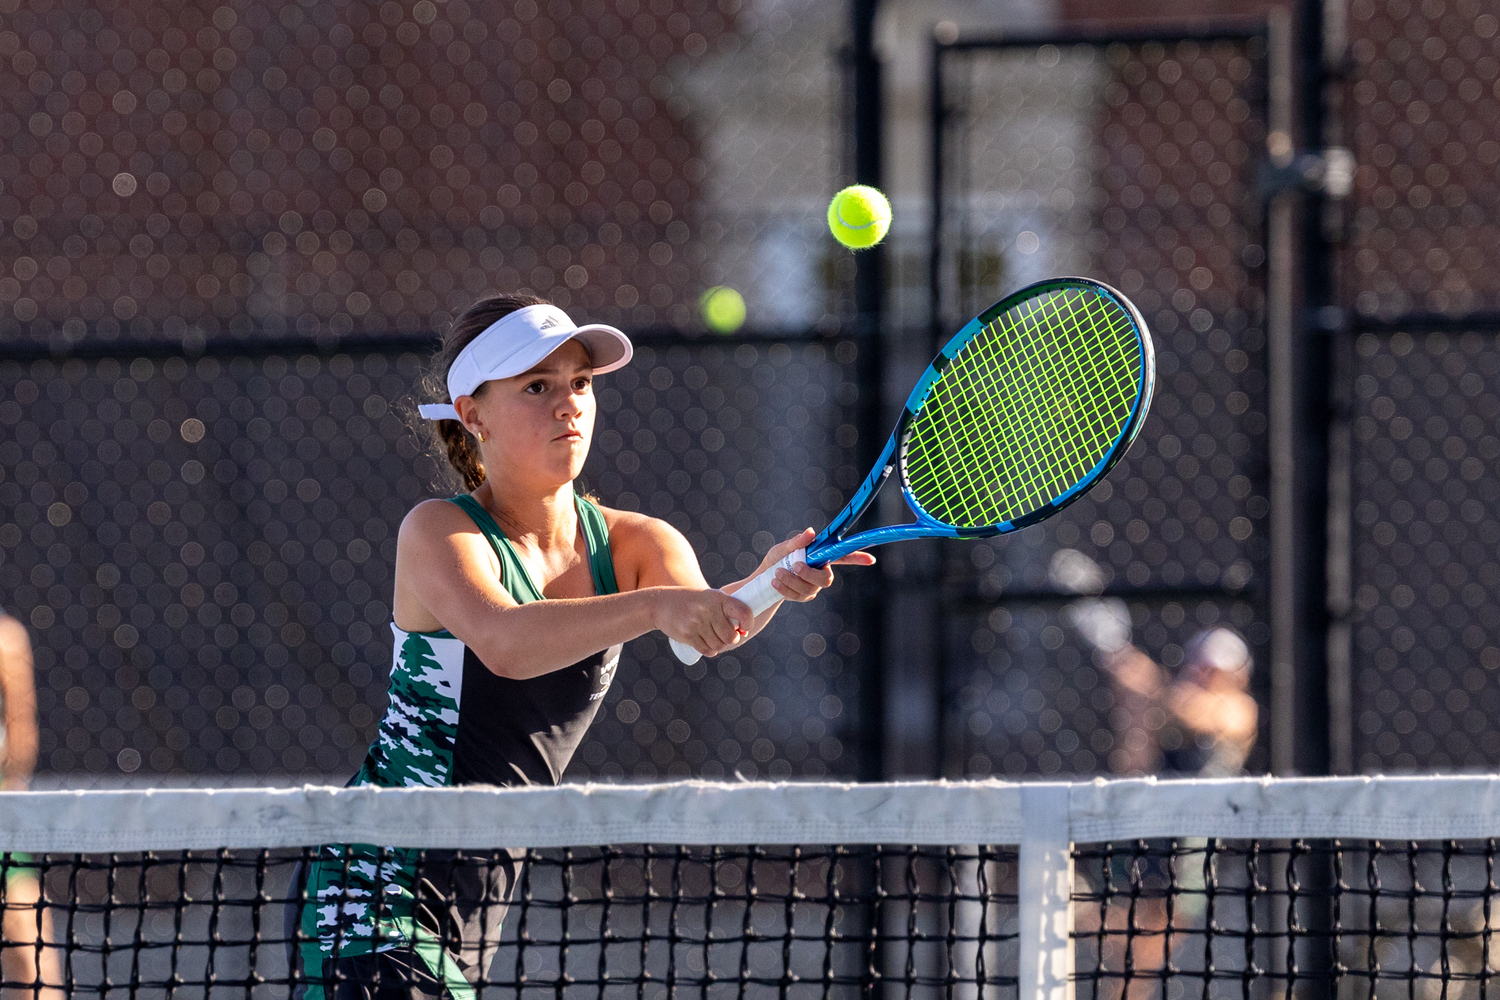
[356,628,462,789]
[296,627,469,998]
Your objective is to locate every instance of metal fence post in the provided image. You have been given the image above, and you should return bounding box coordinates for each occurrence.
[848,0,889,784]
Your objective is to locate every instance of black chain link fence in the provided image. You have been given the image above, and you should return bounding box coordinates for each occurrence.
[0,334,867,781]
[7,0,1500,784]
[1349,330,1500,771]
[1345,0,1500,770]
[0,0,870,784]
[1346,0,1499,320]
[0,0,848,343]
[930,32,1271,777]
[929,2,1500,777]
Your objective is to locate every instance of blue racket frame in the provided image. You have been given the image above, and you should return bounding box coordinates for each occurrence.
[802,276,1155,566]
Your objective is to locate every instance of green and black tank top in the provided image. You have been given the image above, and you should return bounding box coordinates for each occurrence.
[358,492,620,790]
[294,494,621,999]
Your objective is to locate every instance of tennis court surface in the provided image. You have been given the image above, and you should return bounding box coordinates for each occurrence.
[2,775,1498,999]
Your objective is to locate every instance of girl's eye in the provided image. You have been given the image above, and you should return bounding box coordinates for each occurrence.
[525,381,546,394]
[573,378,592,391]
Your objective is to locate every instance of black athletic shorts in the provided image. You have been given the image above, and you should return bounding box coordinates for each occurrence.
[285,848,522,1000]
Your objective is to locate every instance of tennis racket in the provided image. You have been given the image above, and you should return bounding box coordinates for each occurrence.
[671,276,1156,665]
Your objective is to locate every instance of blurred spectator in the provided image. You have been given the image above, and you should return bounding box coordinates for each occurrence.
[1050,549,1256,777]
[0,612,60,999]
[1051,550,1256,1000]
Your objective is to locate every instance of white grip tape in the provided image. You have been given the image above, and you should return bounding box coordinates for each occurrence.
[670,548,807,665]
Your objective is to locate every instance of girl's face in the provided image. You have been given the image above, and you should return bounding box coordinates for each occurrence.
[458,339,596,492]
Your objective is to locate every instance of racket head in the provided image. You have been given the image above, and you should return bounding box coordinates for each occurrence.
[897,277,1155,536]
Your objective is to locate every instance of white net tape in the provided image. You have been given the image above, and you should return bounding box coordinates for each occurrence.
[2,775,1496,852]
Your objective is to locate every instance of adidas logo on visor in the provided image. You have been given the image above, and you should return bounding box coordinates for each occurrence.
[539,315,561,330]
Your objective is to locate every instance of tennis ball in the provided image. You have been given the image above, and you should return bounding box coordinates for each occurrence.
[700,286,746,334]
[827,185,891,250]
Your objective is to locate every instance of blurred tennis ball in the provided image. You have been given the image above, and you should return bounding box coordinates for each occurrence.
[700,286,746,334]
[827,184,891,250]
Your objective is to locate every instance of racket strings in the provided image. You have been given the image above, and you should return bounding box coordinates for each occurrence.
[1028,291,1140,460]
[903,288,1142,528]
[960,296,1120,500]
[951,291,1137,516]
[911,331,1126,523]
[937,291,1138,518]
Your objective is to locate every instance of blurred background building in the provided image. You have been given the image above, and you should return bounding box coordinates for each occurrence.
[0,0,1497,785]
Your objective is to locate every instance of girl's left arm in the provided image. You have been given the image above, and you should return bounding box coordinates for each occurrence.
[614,518,874,640]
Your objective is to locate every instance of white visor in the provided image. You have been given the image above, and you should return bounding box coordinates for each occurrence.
[418,304,632,421]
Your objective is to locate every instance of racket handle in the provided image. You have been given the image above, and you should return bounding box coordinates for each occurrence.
[670,547,807,665]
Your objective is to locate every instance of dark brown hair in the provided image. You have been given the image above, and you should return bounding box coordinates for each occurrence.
[426,293,550,491]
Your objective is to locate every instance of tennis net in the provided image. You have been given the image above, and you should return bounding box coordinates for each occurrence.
[1,777,1498,999]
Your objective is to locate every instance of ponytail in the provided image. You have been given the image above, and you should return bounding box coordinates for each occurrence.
[437,418,487,491]
[422,292,550,490]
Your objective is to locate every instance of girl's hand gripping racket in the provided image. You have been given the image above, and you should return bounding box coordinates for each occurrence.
[671,277,1156,665]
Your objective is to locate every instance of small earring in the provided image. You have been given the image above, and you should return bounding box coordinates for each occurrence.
[476,431,486,443]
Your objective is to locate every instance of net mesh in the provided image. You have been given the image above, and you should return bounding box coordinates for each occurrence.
[902,286,1146,530]
[1074,837,1500,1000]
[1,778,1491,1000]
[0,844,1021,998]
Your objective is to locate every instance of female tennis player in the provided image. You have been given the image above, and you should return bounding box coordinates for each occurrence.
[291,294,872,999]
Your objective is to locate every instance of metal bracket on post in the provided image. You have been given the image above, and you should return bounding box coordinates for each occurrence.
[1018,784,1073,1000]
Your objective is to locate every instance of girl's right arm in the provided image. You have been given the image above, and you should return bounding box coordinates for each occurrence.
[392,500,751,679]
